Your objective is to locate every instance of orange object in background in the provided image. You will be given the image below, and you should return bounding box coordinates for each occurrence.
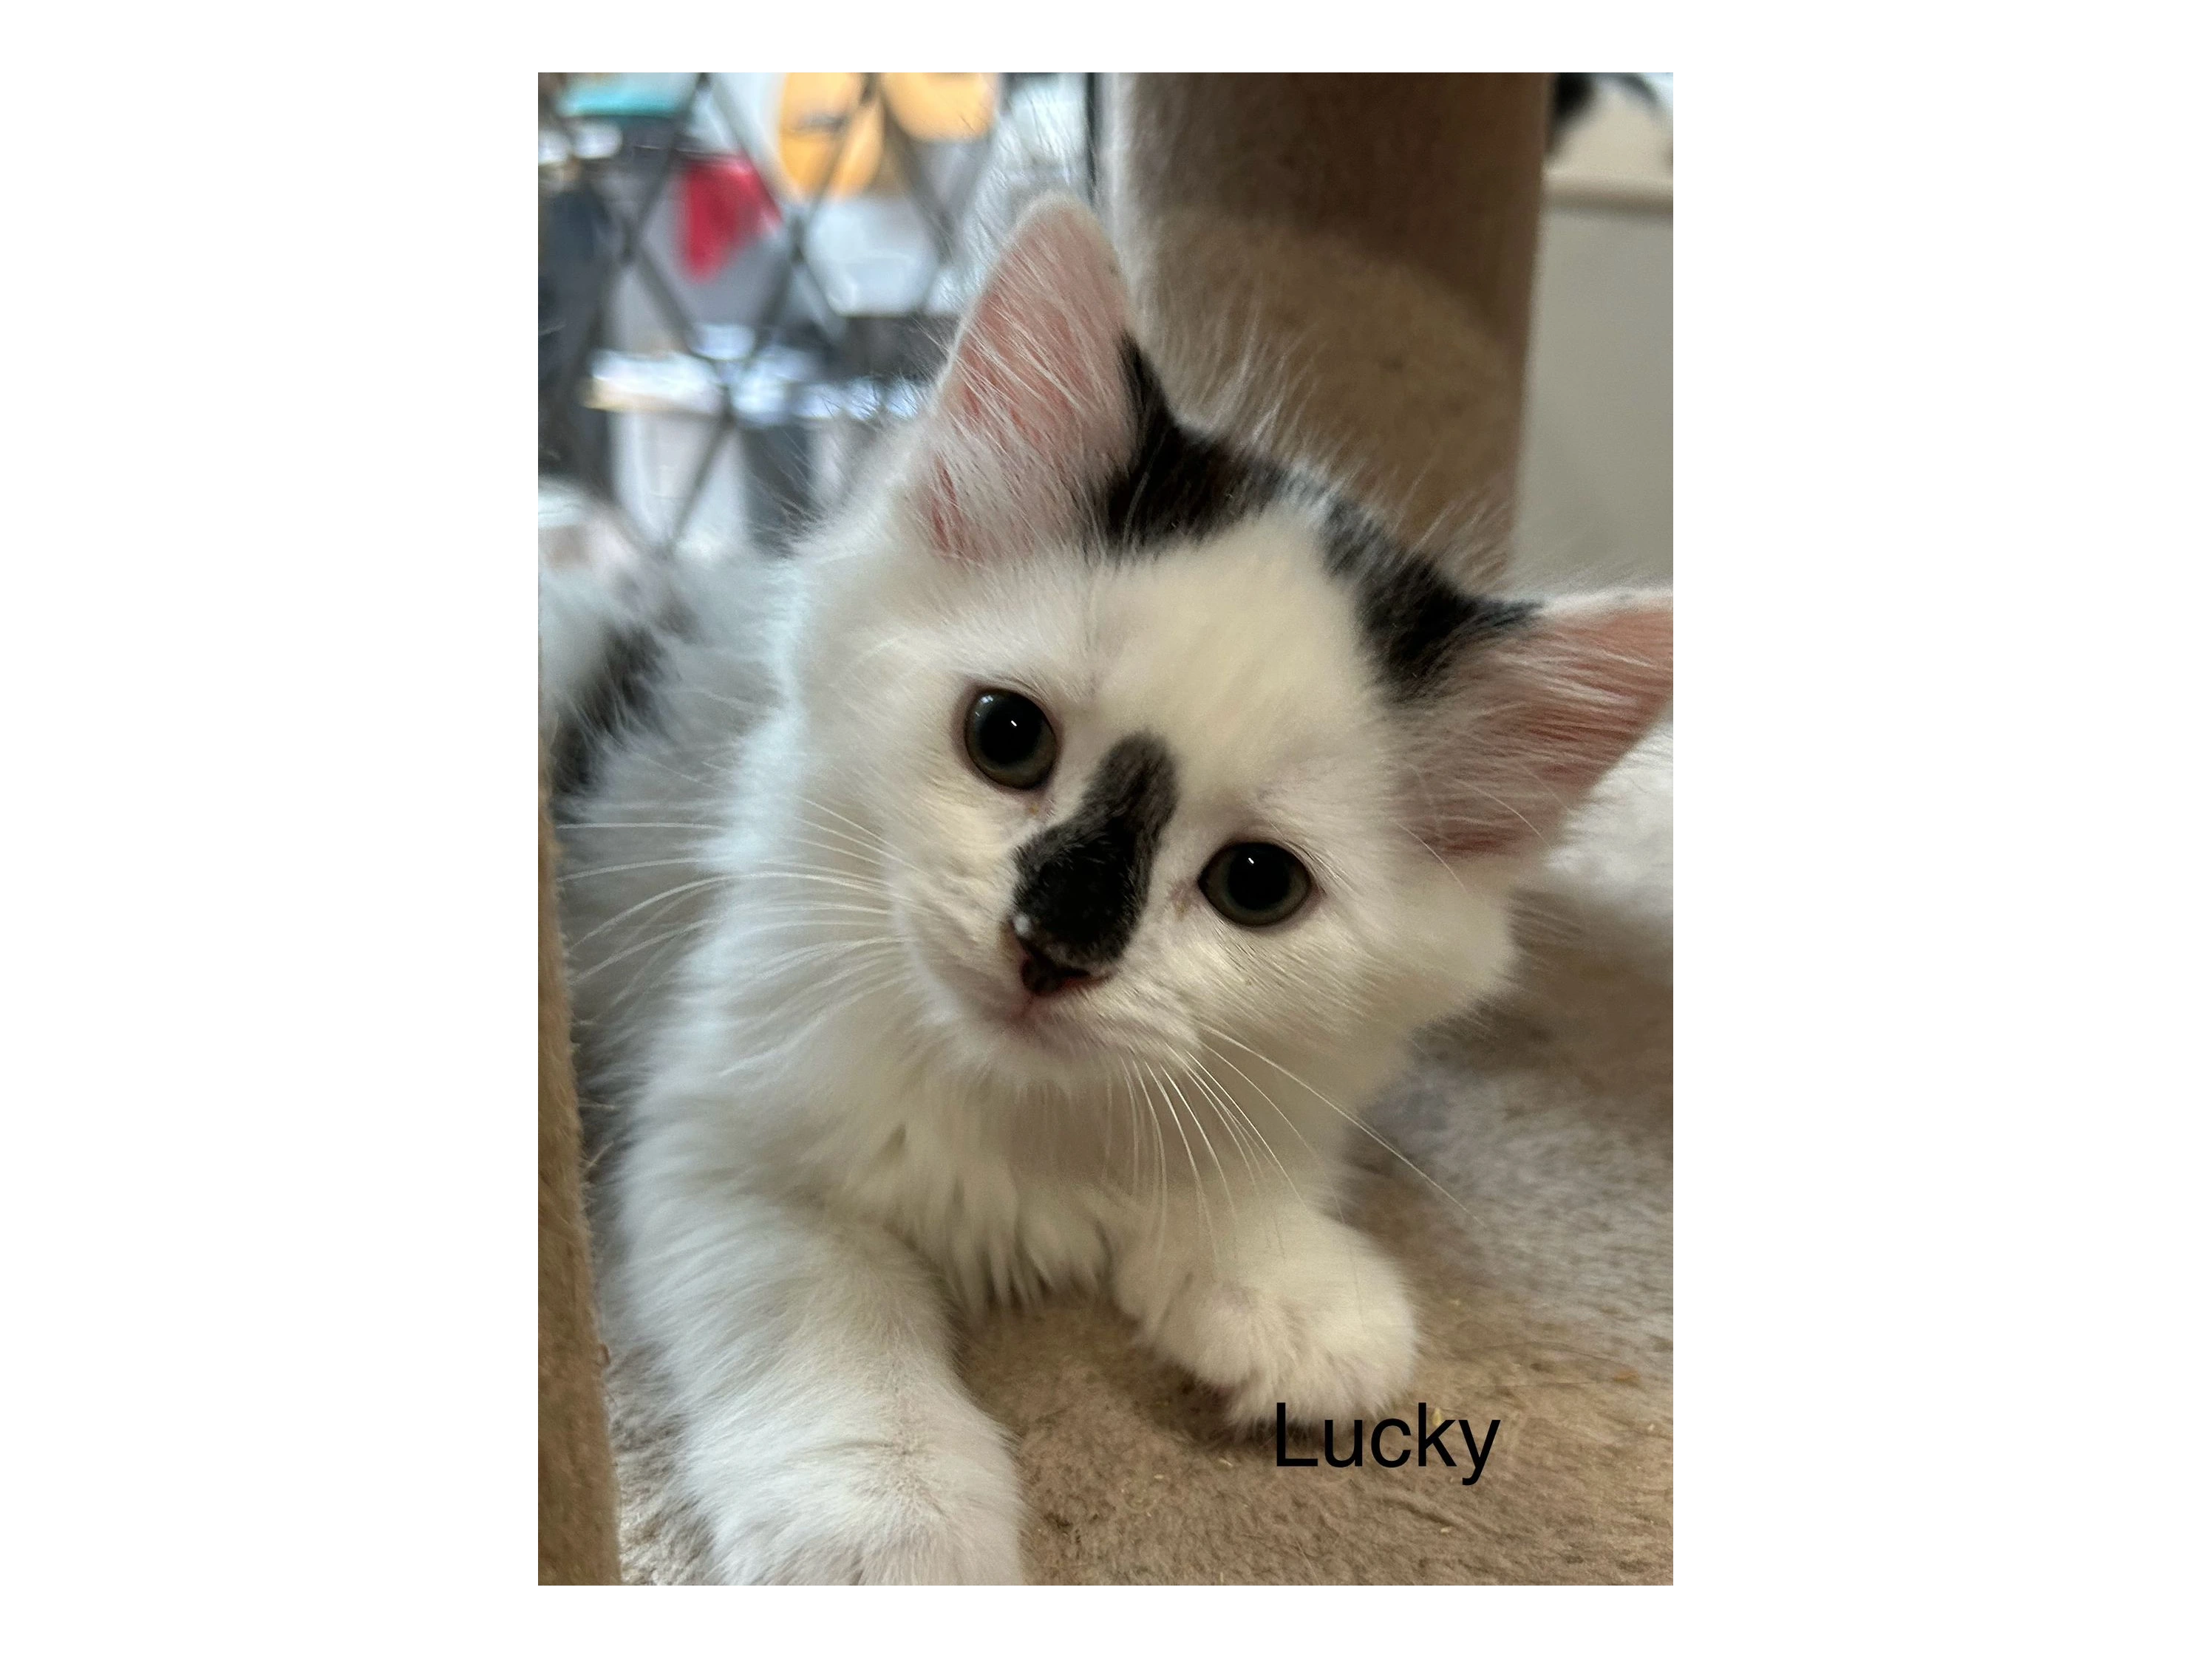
[776,75,1000,200]
[777,74,885,198]
[881,73,998,143]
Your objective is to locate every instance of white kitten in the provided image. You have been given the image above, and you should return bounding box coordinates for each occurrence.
[547,198,1671,1584]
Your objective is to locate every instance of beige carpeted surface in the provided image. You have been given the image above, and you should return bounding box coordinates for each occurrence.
[604,728,1672,1585]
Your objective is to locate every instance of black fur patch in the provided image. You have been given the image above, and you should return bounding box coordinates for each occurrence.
[1010,734,1177,972]
[549,621,667,808]
[1086,342,1285,554]
[1082,338,1528,695]
[1319,497,1535,698]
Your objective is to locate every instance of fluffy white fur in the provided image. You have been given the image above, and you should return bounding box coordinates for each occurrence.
[549,200,1670,1584]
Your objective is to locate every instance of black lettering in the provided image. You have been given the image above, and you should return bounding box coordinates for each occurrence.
[1275,1402,1317,1467]
[1457,1418,1501,1487]
[1416,1402,1458,1467]
[1371,1419,1412,1467]
[1323,1419,1366,1468]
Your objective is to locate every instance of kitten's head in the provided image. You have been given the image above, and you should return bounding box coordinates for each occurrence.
[780,199,1669,1094]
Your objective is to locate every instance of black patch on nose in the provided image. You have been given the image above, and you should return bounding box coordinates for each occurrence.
[1010,734,1177,973]
[1087,341,1286,556]
[1319,495,1536,699]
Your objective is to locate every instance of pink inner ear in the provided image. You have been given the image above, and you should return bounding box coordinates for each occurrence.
[1421,598,1673,858]
[922,459,968,563]
[915,199,1134,562]
[1516,604,1672,764]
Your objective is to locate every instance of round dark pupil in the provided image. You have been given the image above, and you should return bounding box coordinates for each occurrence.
[1226,847,1291,912]
[978,696,1043,765]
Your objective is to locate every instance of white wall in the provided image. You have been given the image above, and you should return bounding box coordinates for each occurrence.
[1511,75,1672,595]
[1513,199,1673,593]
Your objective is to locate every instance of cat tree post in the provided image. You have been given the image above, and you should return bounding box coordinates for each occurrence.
[540,784,620,1585]
[1104,73,1551,589]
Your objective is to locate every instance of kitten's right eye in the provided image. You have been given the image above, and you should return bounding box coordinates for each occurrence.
[963,689,1058,791]
[1200,842,1312,928]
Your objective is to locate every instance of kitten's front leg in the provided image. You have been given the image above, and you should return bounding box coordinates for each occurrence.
[616,1140,1022,1583]
[1112,1186,1417,1430]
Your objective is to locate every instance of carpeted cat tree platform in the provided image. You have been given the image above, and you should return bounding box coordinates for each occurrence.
[539,72,1672,1584]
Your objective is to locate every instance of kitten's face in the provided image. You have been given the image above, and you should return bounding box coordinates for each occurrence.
[763,197,1666,1095]
[797,511,1511,1090]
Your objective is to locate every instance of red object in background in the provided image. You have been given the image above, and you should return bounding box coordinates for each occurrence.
[679,155,780,282]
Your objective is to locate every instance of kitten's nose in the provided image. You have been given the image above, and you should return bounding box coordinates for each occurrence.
[1009,912,1098,997]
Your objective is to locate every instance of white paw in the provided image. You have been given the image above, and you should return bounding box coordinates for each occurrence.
[718,1485,1022,1585]
[704,1409,1025,1583]
[1117,1214,1417,1429]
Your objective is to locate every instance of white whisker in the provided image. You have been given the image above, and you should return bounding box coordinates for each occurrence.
[1199,1020,1469,1216]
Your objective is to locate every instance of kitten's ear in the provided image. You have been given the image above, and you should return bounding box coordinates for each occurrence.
[1409,592,1672,857]
[906,197,1134,563]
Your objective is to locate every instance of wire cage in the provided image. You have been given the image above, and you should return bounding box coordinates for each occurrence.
[538,72,1098,573]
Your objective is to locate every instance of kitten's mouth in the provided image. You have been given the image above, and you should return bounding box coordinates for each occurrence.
[978,978,1095,1054]
[925,936,1102,1061]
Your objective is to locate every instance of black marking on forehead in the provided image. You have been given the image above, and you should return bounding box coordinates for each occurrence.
[1319,496,1535,699]
[1087,341,1287,556]
[1010,734,1177,972]
[1073,338,1528,695]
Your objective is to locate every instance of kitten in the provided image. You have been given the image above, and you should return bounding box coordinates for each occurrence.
[545,197,1671,1583]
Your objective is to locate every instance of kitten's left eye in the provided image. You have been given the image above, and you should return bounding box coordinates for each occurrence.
[1200,842,1312,929]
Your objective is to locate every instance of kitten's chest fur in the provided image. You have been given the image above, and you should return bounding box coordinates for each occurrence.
[828,1094,1120,1307]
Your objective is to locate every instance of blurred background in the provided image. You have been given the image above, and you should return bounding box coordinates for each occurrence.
[537,72,1670,590]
